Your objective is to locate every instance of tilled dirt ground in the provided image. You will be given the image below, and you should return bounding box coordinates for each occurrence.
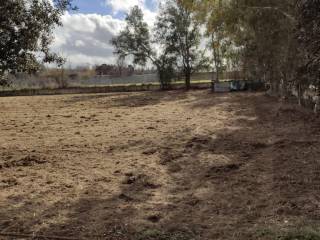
[0,90,320,240]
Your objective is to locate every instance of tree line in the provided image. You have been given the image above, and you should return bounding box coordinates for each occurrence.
[111,0,320,112]
[180,0,320,112]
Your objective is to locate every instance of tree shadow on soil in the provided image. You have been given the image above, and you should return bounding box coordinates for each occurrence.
[155,92,320,239]
[64,90,190,108]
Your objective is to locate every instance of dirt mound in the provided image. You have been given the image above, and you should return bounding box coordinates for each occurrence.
[275,104,317,122]
[119,173,161,203]
[0,178,19,189]
[184,135,211,150]
[159,148,183,165]
[122,173,160,190]
[146,214,162,223]
[1,155,46,169]
[272,138,319,148]
[142,148,158,155]
[206,163,242,175]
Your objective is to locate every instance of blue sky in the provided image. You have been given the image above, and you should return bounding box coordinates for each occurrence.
[72,0,111,15]
[72,0,158,18]
[52,0,159,67]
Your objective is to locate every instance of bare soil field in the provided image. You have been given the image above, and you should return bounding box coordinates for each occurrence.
[0,90,320,240]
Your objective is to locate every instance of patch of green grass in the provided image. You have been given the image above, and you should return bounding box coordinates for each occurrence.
[255,228,278,238]
[135,229,195,240]
[256,228,320,240]
[279,231,320,240]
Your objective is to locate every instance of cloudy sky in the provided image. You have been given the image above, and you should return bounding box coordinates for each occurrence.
[51,0,160,68]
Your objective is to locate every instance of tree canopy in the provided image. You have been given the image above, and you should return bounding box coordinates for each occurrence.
[0,0,74,84]
[181,0,319,107]
[155,0,209,89]
[111,6,153,66]
[111,1,209,89]
[111,5,178,89]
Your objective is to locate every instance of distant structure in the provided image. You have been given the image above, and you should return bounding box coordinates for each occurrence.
[95,64,134,77]
[95,64,158,77]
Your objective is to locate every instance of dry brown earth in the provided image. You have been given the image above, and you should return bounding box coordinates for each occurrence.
[0,90,319,240]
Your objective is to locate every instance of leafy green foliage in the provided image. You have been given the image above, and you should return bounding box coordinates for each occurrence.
[111,5,177,89]
[111,1,210,90]
[181,0,301,96]
[296,0,320,112]
[0,0,74,81]
[111,6,152,66]
[155,0,210,89]
[297,0,320,89]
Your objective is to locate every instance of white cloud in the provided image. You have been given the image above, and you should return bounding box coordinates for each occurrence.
[51,12,126,67]
[74,40,85,47]
[105,0,159,26]
[106,0,145,13]
[50,1,161,68]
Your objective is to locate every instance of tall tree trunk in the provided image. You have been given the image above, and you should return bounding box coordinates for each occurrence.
[214,47,220,83]
[211,33,220,91]
[157,66,166,90]
[281,73,289,100]
[211,70,215,91]
[314,86,320,114]
[60,67,66,88]
[269,69,281,97]
[297,83,303,106]
[185,73,191,90]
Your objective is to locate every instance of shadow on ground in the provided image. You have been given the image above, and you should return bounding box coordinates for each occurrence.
[64,90,190,108]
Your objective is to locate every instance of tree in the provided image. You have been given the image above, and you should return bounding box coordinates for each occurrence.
[207,2,230,87]
[297,0,320,113]
[180,0,233,88]
[182,0,299,96]
[116,56,126,77]
[155,0,210,89]
[181,0,320,113]
[111,6,176,89]
[0,0,74,85]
